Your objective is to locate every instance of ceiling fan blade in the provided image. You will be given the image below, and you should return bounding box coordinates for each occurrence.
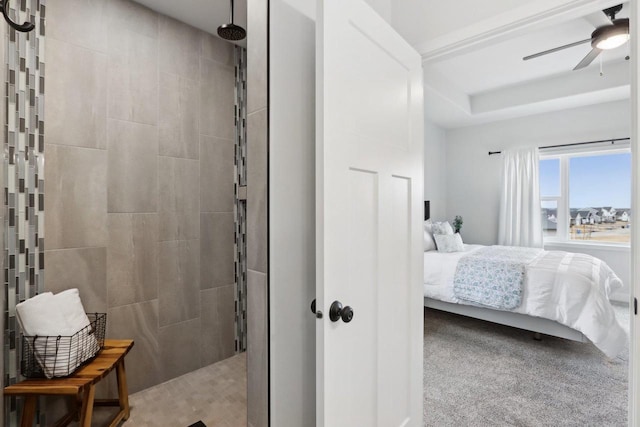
[573,48,602,70]
[523,38,591,61]
[584,10,612,28]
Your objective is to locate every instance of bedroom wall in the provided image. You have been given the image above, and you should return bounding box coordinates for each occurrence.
[424,117,448,221]
[445,99,631,302]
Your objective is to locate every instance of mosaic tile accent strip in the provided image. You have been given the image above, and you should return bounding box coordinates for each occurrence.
[3,1,45,426]
[234,46,247,354]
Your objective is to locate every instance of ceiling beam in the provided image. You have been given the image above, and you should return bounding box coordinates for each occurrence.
[471,59,630,114]
[423,69,471,114]
[419,0,622,64]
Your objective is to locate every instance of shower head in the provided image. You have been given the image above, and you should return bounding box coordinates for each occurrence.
[218,23,246,41]
[218,0,246,41]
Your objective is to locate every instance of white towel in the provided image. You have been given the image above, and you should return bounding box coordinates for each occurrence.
[15,292,63,336]
[54,289,100,365]
[54,289,91,332]
[16,289,99,378]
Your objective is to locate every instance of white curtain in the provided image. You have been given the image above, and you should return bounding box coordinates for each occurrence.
[498,148,543,248]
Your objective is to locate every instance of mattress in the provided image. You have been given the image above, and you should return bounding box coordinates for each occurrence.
[423,244,627,357]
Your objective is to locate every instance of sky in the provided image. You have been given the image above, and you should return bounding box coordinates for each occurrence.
[540,153,631,209]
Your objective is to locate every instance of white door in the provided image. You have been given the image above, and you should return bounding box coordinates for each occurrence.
[316,0,424,425]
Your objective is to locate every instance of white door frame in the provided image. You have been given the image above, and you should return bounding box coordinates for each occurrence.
[630,1,639,424]
[420,1,638,425]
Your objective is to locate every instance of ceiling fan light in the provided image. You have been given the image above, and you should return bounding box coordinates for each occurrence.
[595,33,629,49]
[591,18,630,50]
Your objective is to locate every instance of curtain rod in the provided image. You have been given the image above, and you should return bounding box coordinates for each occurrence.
[488,137,630,156]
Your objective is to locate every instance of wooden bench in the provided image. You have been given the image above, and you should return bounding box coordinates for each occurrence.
[4,339,134,427]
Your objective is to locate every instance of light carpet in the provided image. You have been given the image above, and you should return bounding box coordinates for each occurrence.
[424,304,629,426]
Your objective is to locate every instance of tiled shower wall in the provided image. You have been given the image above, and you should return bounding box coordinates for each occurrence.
[234,46,248,353]
[0,20,5,425]
[3,2,45,424]
[44,0,237,394]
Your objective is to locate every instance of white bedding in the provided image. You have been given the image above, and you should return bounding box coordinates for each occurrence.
[424,244,627,357]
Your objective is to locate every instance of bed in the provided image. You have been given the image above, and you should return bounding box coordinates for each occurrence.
[423,243,628,358]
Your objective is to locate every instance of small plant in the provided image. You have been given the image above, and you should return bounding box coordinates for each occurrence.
[453,216,463,234]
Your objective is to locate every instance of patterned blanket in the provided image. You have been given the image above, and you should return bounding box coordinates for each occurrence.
[453,246,542,310]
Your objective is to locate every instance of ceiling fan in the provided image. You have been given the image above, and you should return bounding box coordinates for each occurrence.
[523,4,630,70]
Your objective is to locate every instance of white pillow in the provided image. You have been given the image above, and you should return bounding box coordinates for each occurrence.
[424,230,436,251]
[424,218,433,232]
[432,221,454,235]
[434,233,464,253]
[423,220,436,251]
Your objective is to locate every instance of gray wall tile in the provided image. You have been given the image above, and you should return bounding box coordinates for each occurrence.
[217,285,236,358]
[46,39,107,150]
[247,0,267,114]
[200,288,221,365]
[159,318,201,381]
[44,248,108,313]
[158,156,200,240]
[108,213,159,307]
[158,15,200,81]
[247,270,268,427]
[107,119,158,212]
[48,0,108,53]
[247,109,268,273]
[200,136,235,212]
[158,239,201,326]
[200,58,235,140]
[40,0,242,400]
[108,300,161,393]
[159,211,200,242]
[201,33,234,67]
[107,0,158,39]
[159,73,200,160]
[107,28,158,125]
[44,397,81,426]
[158,156,200,213]
[201,213,235,289]
[45,145,108,249]
[200,285,235,365]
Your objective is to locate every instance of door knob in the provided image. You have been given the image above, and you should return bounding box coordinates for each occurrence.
[329,301,354,323]
[311,299,322,319]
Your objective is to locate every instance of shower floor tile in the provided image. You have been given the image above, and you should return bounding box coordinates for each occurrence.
[91,353,247,427]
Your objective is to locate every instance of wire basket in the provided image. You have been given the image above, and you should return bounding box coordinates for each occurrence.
[21,313,107,378]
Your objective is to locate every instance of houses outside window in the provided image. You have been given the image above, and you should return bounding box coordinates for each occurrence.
[540,150,631,245]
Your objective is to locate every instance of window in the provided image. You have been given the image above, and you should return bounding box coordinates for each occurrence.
[539,150,631,245]
[540,159,560,238]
